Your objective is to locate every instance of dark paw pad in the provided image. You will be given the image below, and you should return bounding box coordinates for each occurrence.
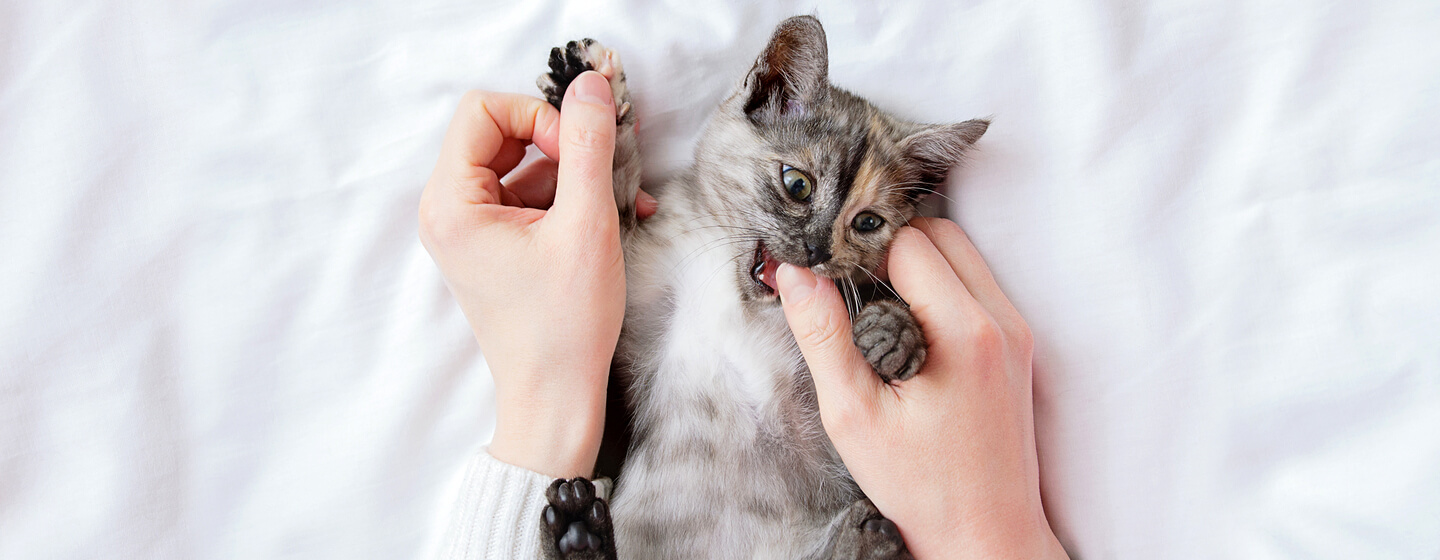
[537,38,631,124]
[830,499,913,560]
[539,39,598,109]
[543,477,615,560]
[852,300,926,382]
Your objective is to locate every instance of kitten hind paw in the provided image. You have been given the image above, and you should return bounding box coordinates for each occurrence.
[537,38,633,124]
[829,499,915,560]
[542,477,616,560]
[853,299,926,383]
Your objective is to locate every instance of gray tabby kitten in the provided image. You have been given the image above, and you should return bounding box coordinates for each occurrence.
[534,16,987,560]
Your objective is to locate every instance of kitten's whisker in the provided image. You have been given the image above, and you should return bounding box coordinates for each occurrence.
[667,234,761,276]
[849,278,862,319]
[838,277,860,320]
[889,184,960,207]
[859,266,905,304]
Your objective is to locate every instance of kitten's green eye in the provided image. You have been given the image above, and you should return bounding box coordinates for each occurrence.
[853,212,885,232]
[781,165,813,202]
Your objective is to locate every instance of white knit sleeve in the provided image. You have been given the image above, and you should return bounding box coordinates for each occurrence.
[435,448,612,560]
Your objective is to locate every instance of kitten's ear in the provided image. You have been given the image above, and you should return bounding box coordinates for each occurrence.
[737,16,829,123]
[901,119,990,185]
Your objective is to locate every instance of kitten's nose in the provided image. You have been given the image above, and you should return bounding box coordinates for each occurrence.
[805,242,832,266]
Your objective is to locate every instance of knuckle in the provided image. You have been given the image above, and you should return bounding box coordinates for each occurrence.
[417,199,443,241]
[459,89,483,106]
[417,200,471,251]
[799,307,850,353]
[566,123,613,152]
[967,317,1005,355]
[821,393,870,435]
[460,90,490,119]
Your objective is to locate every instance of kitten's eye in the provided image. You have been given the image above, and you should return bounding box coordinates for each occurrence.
[781,165,813,202]
[853,212,885,232]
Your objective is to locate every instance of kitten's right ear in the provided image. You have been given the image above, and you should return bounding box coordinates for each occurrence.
[901,119,990,186]
[735,16,829,123]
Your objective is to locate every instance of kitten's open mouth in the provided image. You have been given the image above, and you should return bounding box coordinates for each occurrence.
[750,243,782,294]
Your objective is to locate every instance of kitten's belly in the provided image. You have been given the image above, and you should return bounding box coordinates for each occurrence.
[610,430,828,559]
[611,230,855,558]
[607,374,840,560]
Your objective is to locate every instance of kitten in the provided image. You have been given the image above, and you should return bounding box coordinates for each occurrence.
[534,16,987,560]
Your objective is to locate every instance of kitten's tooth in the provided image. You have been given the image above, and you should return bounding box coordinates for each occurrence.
[760,255,781,291]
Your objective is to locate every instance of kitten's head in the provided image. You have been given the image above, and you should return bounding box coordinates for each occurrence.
[690,15,988,303]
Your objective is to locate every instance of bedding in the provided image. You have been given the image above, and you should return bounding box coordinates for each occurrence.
[1,0,1437,558]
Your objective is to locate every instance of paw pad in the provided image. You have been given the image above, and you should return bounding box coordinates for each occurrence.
[537,38,632,123]
[831,499,913,560]
[543,477,615,559]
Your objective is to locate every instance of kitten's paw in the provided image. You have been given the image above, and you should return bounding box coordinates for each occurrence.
[853,300,926,383]
[537,38,633,124]
[542,477,616,560]
[829,499,915,560]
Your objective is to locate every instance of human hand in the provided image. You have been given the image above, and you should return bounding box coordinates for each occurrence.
[418,72,654,479]
[775,218,1067,560]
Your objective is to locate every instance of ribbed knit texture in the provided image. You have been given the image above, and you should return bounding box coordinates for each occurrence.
[437,448,613,560]
[437,448,550,559]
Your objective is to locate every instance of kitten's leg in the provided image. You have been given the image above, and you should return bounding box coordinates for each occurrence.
[541,477,617,560]
[853,299,926,383]
[537,38,643,231]
[826,498,915,560]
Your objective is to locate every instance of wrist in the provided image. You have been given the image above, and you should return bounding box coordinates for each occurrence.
[489,380,607,479]
[907,503,1067,560]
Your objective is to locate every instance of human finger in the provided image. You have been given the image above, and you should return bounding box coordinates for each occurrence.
[908,218,1025,329]
[491,138,529,179]
[886,226,989,347]
[775,263,882,430]
[502,157,659,221]
[501,157,560,209]
[437,91,560,189]
[548,71,617,226]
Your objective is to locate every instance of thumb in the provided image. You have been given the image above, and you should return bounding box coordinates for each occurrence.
[550,71,617,226]
[776,263,881,425]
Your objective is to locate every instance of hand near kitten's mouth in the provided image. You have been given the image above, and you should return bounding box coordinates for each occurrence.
[774,218,1067,560]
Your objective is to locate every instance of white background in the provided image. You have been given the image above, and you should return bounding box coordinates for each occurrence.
[2,1,1437,558]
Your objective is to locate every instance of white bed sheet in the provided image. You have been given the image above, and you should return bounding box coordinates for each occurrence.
[2,1,1437,558]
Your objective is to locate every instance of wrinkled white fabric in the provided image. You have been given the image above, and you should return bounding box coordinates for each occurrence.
[1,1,1437,559]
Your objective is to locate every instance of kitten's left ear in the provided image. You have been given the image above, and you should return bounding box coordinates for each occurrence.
[901,119,990,185]
[736,15,829,123]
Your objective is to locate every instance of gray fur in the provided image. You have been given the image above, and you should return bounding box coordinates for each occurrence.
[538,16,985,560]
[853,299,926,383]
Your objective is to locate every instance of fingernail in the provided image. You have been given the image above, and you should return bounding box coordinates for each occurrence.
[569,71,613,107]
[776,263,816,303]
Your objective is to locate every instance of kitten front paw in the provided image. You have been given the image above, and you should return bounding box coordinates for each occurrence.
[542,477,616,560]
[853,300,926,383]
[537,38,633,124]
[828,499,915,560]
